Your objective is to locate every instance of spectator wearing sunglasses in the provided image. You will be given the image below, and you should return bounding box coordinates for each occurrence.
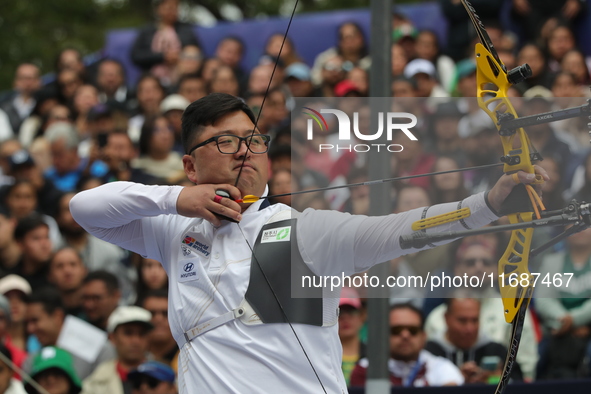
[349,303,463,387]
[424,238,539,381]
[128,361,176,394]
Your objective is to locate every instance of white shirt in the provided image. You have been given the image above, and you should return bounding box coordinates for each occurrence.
[70,182,498,393]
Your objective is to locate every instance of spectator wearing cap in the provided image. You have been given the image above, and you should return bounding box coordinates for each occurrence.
[403,59,449,98]
[284,62,318,97]
[415,30,456,93]
[0,149,64,218]
[24,287,116,381]
[453,59,477,99]
[0,294,27,380]
[25,346,81,394]
[334,80,362,98]
[0,343,26,394]
[82,306,153,394]
[318,54,347,97]
[129,361,176,394]
[0,275,31,353]
[160,94,189,155]
[338,287,366,387]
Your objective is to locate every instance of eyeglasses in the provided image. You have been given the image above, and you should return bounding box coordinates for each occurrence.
[461,257,495,268]
[131,375,160,390]
[187,134,271,155]
[390,325,422,336]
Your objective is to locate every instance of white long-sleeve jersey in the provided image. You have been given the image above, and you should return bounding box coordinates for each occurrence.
[70,182,498,393]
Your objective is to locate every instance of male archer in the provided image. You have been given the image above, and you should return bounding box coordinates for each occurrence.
[70,93,547,393]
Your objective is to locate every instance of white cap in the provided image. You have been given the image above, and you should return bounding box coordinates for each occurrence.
[107,306,153,333]
[160,94,190,114]
[0,275,32,296]
[403,59,436,79]
[458,111,497,138]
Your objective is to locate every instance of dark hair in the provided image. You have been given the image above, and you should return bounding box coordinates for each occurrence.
[27,287,64,315]
[14,214,48,241]
[177,73,203,88]
[389,303,425,329]
[0,343,11,365]
[268,143,291,162]
[98,58,126,78]
[141,289,169,303]
[83,270,120,293]
[138,115,168,156]
[218,36,245,54]
[337,22,368,58]
[181,93,256,154]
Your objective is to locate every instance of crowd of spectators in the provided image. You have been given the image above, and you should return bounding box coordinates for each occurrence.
[0,0,591,391]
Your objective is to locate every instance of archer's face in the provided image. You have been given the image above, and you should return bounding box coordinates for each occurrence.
[183,111,269,199]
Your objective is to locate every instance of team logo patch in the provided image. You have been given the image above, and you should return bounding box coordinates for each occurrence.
[181,236,211,257]
[261,226,291,243]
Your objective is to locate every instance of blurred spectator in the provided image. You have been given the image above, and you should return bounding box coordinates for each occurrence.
[55,49,86,80]
[391,76,416,97]
[515,44,553,94]
[0,140,23,178]
[132,115,184,183]
[404,59,449,98]
[0,109,14,143]
[264,34,302,68]
[96,59,129,105]
[391,44,408,79]
[318,55,347,97]
[140,290,177,366]
[0,63,42,133]
[131,0,200,86]
[176,74,206,104]
[24,287,115,380]
[160,94,189,154]
[82,306,153,394]
[11,214,52,289]
[207,65,240,97]
[346,67,368,96]
[215,37,247,88]
[81,271,121,332]
[25,346,81,394]
[72,85,100,140]
[561,49,591,87]
[128,361,176,394]
[312,22,370,86]
[425,298,518,384]
[415,30,456,93]
[48,248,88,318]
[392,21,417,62]
[44,122,105,193]
[247,63,284,96]
[56,193,132,299]
[338,287,365,387]
[128,75,166,144]
[268,168,292,206]
[511,0,584,42]
[0,295,26,379]
[135,258,168,308]
[17,89,60,149]
[452,59,477,99]
[0,209,20,272]
[100,132,160,185]
[171,45,203,88]
[285,63,317,97]
[536,226,591,379]
[0,275,32,353]
[350,304,463,387]
[0,343,26,394]
[430,156,469,205]
[424,238,538,380]
[390,131,435,191]
[546,23,577,72]
[56,69,83,106]
[427,101,465,162]
[198,58,222,87]
[440,0,504,61]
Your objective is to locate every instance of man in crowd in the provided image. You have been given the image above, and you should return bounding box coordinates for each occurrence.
[128,361,176,394]
[350,304,464,387]
[81,271,121,332]
[0,63,42,133]
[49,247,88,317]
[140,290,178,366]
[425,297,517,384]
[82,306,153,394]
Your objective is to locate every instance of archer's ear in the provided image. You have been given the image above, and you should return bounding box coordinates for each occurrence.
[182,155,198,184]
